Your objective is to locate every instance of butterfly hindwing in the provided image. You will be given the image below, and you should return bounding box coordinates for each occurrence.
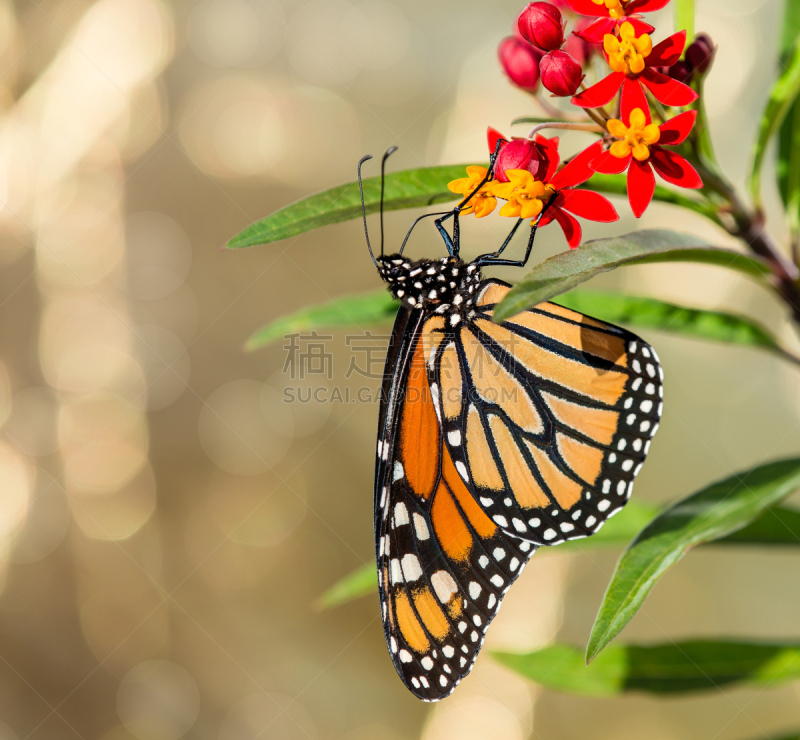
[375,308,537,701]
[432,279,663,547]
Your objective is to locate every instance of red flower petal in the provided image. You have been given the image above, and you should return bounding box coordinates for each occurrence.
[571,71,625,108]
[621,78,650,124]
[573,18,616,43]
[650,147,703,188]
[627,0,672,12]
[625,17,655,36]
[641,68,698,107]
[550,205,583,248]
[591,150,631,175]
[550,140,604,189]
[534,135,562,181]
[647,30,687,68]
[487,127,506,154]
[561,0,607,17]
[558,189,619,222]
[658,110,697,146]
[628,159,655,218]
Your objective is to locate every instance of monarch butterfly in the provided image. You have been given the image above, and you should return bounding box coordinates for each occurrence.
[360,146,663,701]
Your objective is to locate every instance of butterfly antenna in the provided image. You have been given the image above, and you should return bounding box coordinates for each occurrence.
[380,146,398,258]
[358,154,378,268]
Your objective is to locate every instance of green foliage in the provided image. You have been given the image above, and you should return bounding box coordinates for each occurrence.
[554,290,787,358]
[749,34,800,207]
[227,167,724,250]
[674,0,695,44]
[245,291,397,351]
[245,287,799,367]
[587,457,800,663]
[777,0,800,245]
[493,230,771,321]
[314,563,377,611]
[494,640,800,696]
[226,164,471,248]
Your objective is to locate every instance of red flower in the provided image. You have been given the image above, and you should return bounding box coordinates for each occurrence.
[562,0,671,43]
[590,107,702,217]
[571,22,697,110]
[491,135,619,247]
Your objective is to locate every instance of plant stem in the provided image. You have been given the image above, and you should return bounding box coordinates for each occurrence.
[694,161,800,327]
[524,121,605,139]
[585,107,609,128]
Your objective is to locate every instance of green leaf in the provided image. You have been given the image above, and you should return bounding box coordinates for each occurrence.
[777,96,800,244]
[553,290,789,359]
[586,457,800,663]
[245,290,397,351]
[721,504,800,546]
[749,35,800,207]
[674,0,695,42]
[493,640,800,696]
[227,164,472,248]
[314,563,377,611]
[780,0,800,59]
[584,174,721,226]
[315,502,800,610]
[493,230,771,321]
[245,287,800,368]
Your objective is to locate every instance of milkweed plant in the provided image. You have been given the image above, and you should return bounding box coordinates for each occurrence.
[227,0,800,718]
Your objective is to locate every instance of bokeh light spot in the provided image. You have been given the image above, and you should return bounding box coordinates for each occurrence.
[198,380,293,475]
[117,660,200,740]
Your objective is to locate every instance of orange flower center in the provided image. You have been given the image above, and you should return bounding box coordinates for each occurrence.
[592,0,627,18]
[607,108,661,161]
[604,21,652,76]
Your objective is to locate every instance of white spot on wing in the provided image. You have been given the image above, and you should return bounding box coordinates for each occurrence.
[394,502,409,526]
[431,570,458,604]
[401,554,422,582]
[393,461,404,482]
[413,513,430,540]
[391,559,403,584]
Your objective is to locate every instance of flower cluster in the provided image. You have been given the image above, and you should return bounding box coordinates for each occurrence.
[483,0,711,232]
[448,134,617,248]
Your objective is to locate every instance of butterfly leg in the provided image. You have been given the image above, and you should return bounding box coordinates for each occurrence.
[434,210,460,257]
[477,217,541,268]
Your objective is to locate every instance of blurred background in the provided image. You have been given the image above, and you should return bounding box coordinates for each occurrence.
[0,0,799,738]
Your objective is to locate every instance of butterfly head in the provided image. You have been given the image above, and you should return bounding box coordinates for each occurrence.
[377,254,482,312]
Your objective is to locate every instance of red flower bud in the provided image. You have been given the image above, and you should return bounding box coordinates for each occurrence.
[539,50,583,97]
[493,139,537,183]
[498,36,544,93]
[517,2,565,52]
[666,60,692,84]
[565,17,595,65]
[686,33,715,75]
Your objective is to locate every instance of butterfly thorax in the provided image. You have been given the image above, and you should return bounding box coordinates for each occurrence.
[378,254,482,315]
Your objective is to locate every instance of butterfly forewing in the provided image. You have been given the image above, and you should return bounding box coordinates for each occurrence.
[375,307,537,701]
[434,279,663,546]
